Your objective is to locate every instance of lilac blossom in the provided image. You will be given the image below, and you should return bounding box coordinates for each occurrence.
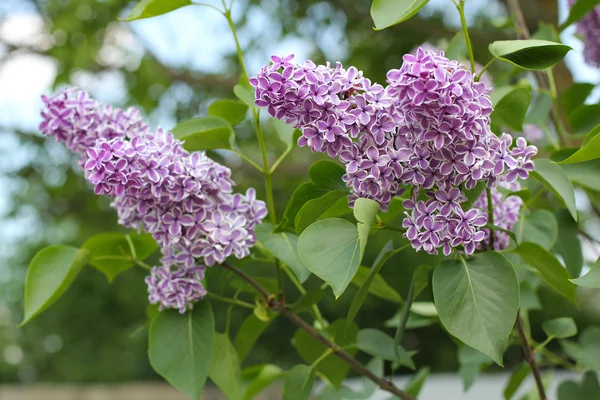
[252,48,537,256]
[473,181,524,251]
[40,89,268,312]
[569,0,600,66]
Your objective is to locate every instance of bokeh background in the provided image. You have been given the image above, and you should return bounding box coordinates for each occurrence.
[1,0,600,389]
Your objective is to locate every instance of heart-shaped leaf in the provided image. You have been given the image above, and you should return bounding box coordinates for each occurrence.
[121,0,192,21]
[530,158,577,221]
[148,302,214,399]
[433,252,519,365]
[208,99,248,126]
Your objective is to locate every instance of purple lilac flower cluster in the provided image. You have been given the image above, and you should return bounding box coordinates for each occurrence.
[40,88,267,313]
[473,181,524,251]
[569,0,600,66]
[252,49,537,255]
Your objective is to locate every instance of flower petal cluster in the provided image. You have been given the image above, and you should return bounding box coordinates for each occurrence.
[40,88,267,312]
[473,181,524,251]
[252,49,537,255]
[569,0,600,66]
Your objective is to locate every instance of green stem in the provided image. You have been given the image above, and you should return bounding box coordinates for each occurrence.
[224,9,283,297]
[125,234,137,260]
[282,265,327,328]
[547,68,567,146]
[207,292,255,310]
[191,2,225,14]
[232,150,263,172]
[133,258,152,271]
[224,10,248,81]
[475,58,495,81]
[269,145,294,174]
[456,0,476,73]
[393,273,415,359]
[311,348,334,368]
[486,187,495,249]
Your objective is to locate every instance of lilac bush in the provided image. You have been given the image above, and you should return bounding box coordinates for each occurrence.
[40,89,267,312]
[569,0,600,66]
[22,1,592,399]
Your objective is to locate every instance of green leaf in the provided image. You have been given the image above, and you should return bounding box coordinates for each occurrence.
[525,92,552,126]
[542,317,577,339]
[558,371,600,400]
[242,364,284,400]
[554,209,583,278]
[582,124,600,147]
[404,367,430,397]
[209,333,243,400]
[148,302,214,400]
[354,198,380,258]
[514,242,576,302]
[308,160,346,191]
[568,104,600,134]
[121,0,192,21]
[514,209,558,250]
[270,118,299,147]
[561,83,595,115]
[81,232,157,281]
[491,87,531,131]
[432,252,519,365]
[293,319,358,387]
[348,267,402,304]
[356,329,415,368]
[458,344,492,391]
[255,222,311,283]
[530,158,578,221]
[282,365,315,400]
[489,40,571,70]
[370,0,430,30]
[445,32,467,60]
[233,84,257,108]
[413,264,431,299]
[503,363,530,400]
[570,255,600,288]
[295,190,348,234]
[347,240,402,324]
[208,99,248,126]
[290,287,326,314]
[171,116,235,151]
[234,314,270,363]
[559,128,600,164]
[275,160,346,233]
[560,0,600,30]
[298,198,378,298]
[298,219,360,298]
[561,326,600,370]
[21,246,89,326]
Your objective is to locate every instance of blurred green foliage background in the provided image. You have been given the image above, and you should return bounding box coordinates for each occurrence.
[1,0,599,386]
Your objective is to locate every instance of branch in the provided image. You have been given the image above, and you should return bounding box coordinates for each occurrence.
[516,310,547,400]
[220,262,417,400]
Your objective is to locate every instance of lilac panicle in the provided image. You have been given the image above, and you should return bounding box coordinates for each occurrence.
[569,0,600,66]
[40,88,267,313]
[252,48,537,256]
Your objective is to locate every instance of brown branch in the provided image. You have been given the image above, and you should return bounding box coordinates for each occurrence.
[516,310,547,400]
[221,262,417,400]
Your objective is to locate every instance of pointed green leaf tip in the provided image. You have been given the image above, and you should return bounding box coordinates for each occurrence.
[21,246,89,326]
[121,0,192,21]
[370,0,430,30]
[489,39,571,70]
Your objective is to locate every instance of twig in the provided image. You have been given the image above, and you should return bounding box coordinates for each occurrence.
[220,262,417,400]
[516,310,547,400]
